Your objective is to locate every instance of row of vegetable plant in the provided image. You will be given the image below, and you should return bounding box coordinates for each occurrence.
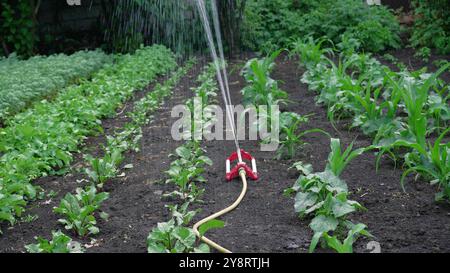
[0,50,112,121]
[0,45,177,234]
[241,50,328,160]
[147,64,223,253]
[293,37,450,202]
[240,52,372,253]
[25,58,195,253]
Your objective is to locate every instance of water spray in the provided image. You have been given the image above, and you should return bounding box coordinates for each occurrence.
[193,0,258,253]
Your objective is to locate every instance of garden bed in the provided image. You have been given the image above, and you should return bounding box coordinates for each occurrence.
[0,50,449,253]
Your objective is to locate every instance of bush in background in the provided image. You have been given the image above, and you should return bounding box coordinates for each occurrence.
[242,0,401,53]
[410,0,450,54]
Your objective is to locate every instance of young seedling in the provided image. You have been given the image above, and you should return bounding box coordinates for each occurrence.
[273,112,328,159]
[326,138,372,177]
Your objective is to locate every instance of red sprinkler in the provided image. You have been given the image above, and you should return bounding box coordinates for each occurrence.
[226,149,258,181]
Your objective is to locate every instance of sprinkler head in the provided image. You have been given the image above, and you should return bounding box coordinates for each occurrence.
[226,149,258,181]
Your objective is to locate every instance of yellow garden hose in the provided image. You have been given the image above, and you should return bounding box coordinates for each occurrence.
[193,169,248,253]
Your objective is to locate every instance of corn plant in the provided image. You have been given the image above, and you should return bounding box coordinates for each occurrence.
[54,186,109,237]
[241,50,288,108]
[427,86,449,135]
[290,36,333,70]
[377,64,449,163]
[316,59,355,121]
[25,230,84,253]
[0,50,112,120]
[326,138,372,177]
[397,129,450,202]
[345,79,402,137]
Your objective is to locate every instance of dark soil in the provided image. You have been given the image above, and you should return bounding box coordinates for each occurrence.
[0,52,449,253]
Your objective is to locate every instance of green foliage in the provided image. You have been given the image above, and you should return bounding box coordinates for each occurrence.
[54,186,109,237]
[0,50,111,120]
[344,19,400,52]
[164,141,212,202]
[166,202,200,227]
[242,0,305,53]
[410,0,450,54]
[50,56,194,244]
[378,64,449,150]
[285,138,372,253]
[84,150,124,188]
[180,64,219,140]
[276,112,309,159]
[243,0,401,53]
[147,203,209,253]
[414,47,432,62]
[298,37,450,202]
[198,219,225,237]
[0,45,176,229]
[241,50,328,160]
[241,50,288,107]
[0,191,26,233]
[275,112,328,160]
[25,230,84,253]
[433,59,449,69]
[291,37,333,70]
[0,0,36,57]
[149,62,218,254]
[83,58,195,190]
[326,138,371,177]
[398,129,450,202]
